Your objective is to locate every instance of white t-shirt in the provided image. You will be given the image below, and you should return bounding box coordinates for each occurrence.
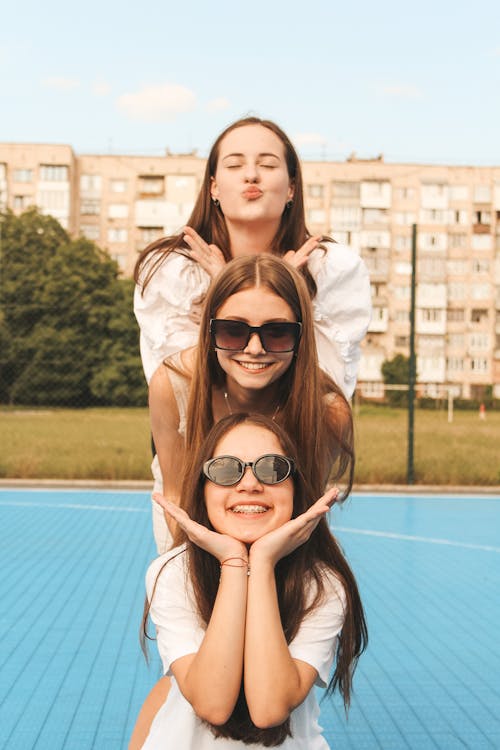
[134,243,371,398]
[142,546,346,750]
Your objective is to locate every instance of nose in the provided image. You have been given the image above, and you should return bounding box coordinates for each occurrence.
[244,161,259,183]
[244,332,266,355]
[237,465,263,491]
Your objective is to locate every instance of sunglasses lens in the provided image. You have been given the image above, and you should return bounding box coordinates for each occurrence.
[213,321,248,351]
[260,323,299,352]
[254,455,292,484]
[206,456,242,485]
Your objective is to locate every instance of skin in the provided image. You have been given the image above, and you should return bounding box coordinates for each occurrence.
[149,286,298,520]
[181,124,322,278]
[152,424,338,728]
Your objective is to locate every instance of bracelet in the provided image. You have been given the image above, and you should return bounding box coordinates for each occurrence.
[220,556,250,576]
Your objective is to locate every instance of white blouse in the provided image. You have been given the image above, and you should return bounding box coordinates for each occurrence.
[134,243,371,398]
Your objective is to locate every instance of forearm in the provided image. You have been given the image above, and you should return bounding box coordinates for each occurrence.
[244,558,306,727]
[180,565,248,725]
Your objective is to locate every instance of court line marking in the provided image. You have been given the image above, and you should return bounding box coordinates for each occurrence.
[334,526,500,553]
[0,500,148,513]
[1,500,499,552]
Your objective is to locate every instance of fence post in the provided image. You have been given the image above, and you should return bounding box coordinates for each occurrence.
[407,223,417,484]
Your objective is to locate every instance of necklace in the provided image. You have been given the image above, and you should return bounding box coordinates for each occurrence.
[224,390,280,421]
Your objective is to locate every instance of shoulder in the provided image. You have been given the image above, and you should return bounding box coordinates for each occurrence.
[308,241,368,283]
[146,545,187,599]
[136,250,210,300]
[306,566,346,612]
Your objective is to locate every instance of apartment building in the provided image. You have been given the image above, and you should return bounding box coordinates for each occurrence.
[1,142,499,398]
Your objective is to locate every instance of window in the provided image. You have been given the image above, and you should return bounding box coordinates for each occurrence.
[394,187,415,201]
[471,284,491,300]
[138,176,164,194]
[108,228,128,243]
[473,185,491,203]
[111,253,127,270]
[449,185,469,201]
[472,259,490,274]
[448,283,466,300]
[470,358,488,373]
[13,195,30,210]
[330,206,361,230]
[447,357,464,372]
[448,334,464,348]
[447,308,465,322]
[40,164,69,181]
[38,190,69,210]
[140,226,164,244]
[363,208,389,224]
[307,184,324,198]
[81,199,100,215]
[395,335,409,347]
[419,232,447,251]
[394,286,411,300]
[421,308,442,322]
[331,181,360,199]
[108,203,129,219]
[419,258,445,277]
[395,310,410,322]
[80,174,102,193]
[420,208,449,224]
[80,224,100,241]
[307,209,326,225]
[449,233,467,249]
[471,234,492,251]
[471,309,488,323]
[447,260,468,275]
[469,333,489,350]
[474,210,491,225]
[110,179,128,193]
[394,211,416,225]
[395,235,412,250]
[13,169,33,182]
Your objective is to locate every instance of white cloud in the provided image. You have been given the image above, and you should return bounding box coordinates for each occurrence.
[206,97,230,113]
[377,83,422,99]
[116,83,196,122]
[43,77,80,91]
[93,79,111,96]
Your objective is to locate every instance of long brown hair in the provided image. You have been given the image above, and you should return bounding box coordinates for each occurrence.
[143,414,367,746]
[185,254,354,499]
[134,116,320,297]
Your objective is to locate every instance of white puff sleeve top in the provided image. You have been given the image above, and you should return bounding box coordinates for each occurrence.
[134,243,371,398]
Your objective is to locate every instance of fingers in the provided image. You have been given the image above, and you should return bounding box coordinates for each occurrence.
[284,236,322,269]
[182,226,226,278]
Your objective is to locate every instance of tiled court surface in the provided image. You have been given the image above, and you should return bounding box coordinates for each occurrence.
[1,490,499,750]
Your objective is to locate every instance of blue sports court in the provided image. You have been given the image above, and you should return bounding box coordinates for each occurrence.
[0,489,499,749]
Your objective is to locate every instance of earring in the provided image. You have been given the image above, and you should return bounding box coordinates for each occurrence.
[212,197,220,207]
[286,200,293,209]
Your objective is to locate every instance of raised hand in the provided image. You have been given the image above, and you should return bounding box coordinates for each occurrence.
[282,235,322,269]
[249,486,338,567]
[183,226,226,278]
[152,493,247,563]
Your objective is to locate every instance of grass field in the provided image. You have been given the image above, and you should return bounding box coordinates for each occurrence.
[1,405,499,485]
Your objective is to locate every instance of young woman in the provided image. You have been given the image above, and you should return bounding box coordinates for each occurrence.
[138,413,367,749]
[149,254,354,554]
[134,116,371,399]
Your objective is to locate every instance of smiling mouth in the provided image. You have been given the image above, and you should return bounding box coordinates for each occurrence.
[235,361,272,371]
[230,504,269,514]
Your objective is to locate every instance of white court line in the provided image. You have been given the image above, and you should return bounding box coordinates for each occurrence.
[2,501,499,552]
[334,526,500,553]
[0,500,148,513]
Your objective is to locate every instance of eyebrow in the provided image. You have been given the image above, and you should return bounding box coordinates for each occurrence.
[221,152,281,161]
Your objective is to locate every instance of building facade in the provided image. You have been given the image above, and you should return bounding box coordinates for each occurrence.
[1,142,499,398]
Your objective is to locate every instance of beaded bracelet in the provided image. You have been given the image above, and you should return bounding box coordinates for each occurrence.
[220,556,250,576]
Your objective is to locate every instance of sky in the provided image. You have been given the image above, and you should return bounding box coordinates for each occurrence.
[1,0,499,165]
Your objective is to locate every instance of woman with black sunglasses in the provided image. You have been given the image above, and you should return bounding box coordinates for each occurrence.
[148,254,354,555]
[134,117,371,399]
[134,413,366,749]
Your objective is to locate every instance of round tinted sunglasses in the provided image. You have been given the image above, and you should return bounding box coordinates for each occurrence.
[210,319,302,353]
[203,454,295,486]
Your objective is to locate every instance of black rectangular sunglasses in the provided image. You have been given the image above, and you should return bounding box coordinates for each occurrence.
[210,319,302,353]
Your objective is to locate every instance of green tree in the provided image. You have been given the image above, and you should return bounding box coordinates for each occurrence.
[381,354,411,406]
[1,209,147,406]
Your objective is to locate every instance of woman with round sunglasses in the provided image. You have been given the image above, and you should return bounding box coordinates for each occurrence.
[131,413,367,749]
[149,254,354,554]
[134,116,371,399]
